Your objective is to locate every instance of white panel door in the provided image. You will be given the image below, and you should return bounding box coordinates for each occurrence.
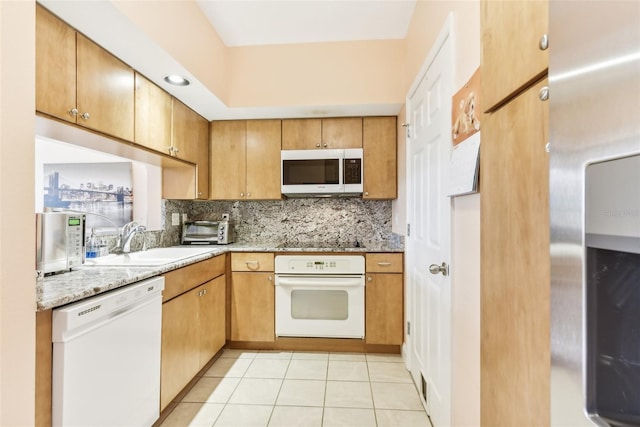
[406,30,453,427]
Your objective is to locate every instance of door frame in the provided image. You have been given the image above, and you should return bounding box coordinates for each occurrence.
[402,11,454,420]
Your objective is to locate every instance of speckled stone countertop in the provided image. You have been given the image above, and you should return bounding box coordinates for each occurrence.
[37,241,403,311]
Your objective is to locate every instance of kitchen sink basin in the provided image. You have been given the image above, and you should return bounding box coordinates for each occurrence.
[81,246,218,267]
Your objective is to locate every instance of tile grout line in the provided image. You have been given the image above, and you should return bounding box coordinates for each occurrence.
[366,354,380,427]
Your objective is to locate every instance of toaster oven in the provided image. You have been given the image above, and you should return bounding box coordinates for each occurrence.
[181,220,235,245]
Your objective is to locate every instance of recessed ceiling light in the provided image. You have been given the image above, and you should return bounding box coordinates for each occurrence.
[163,75,190,86]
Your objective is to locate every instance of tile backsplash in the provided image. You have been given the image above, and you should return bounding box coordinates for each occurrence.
[164,198,401,246]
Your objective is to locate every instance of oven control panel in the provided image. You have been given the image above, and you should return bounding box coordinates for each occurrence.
[275,255,364,275]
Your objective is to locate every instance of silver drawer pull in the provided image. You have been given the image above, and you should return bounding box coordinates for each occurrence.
[377,262,392,266]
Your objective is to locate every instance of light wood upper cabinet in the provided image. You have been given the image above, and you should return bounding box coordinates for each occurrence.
[172,99,209,199]
[210,120,281,200]
[282,118,363,150]
[75,34,134,141]
[246,120,282,200]
[322,117,363,149]
[210,121,247,200]
[36,5,76,124]
[36,5,135,141]
[481,0,548,111]
[480,78,549,426]
[363,117,397,199]
[282,119,321,150]
[134,73,172,153]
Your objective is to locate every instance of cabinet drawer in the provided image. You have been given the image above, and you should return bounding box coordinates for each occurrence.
[231,252,274,272]
[365,253,403,273]
[163,254,226,302]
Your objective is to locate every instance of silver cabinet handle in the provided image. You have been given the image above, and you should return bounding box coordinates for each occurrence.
[240,192,244,197]
[68,108,78,117]
[316,143,321,148]
[247,192,251,198]
[539,86,549,101]
[268,276,273,281]
[80,112,90,120]
[377,261,392,266]
[429,262,449,276]
[367,276,373,282]
[364,191,369,196]
[539,34,549,51]
[323,143,328,148]
[197,191,202,197]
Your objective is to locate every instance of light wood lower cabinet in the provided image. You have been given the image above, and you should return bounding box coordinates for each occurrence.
[365,253,403,345]
[230,252,275,342]
[160,256,226,411]
[199,276,226,366]
[160,286,199,411]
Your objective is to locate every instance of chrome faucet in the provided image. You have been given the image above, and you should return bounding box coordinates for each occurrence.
[118,221,147,253]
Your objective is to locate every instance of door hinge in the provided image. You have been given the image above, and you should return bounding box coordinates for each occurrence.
[407,321,411,335]
[407,223,411,237]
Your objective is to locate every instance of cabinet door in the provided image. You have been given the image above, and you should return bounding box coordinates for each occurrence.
[210,121,247,200]
[76,34,135,141]
[322,117,363,149]
[246,120,282,200]
[36,5,76,123]
[480,78,549,426]
[134,73,172,154]
[172,99,209,198]
[365,273,403,345]
[160,288,200,410]
[197,276,226,369]
[363,117,397,199]
[481,0,548,111]
[231,272,275,342]
[282,119,322,150]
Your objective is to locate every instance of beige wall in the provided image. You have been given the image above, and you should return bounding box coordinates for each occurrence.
[112,1,407,111]
[228,39,406,108]
[402,1,481,426]
[0,1,36,425]
[113,0,231,104]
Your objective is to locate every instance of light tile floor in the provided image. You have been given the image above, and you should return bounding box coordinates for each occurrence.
[159,349,430,427]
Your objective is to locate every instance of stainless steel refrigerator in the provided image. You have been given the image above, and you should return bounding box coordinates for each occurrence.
[549,1,640,425]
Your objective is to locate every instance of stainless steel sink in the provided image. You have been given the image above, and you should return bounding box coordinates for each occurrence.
[81,246,218,267]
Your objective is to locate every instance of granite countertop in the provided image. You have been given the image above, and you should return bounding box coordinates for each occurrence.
[37,241,403,311]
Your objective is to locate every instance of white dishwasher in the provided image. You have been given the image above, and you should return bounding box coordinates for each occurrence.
[52,276,164,427]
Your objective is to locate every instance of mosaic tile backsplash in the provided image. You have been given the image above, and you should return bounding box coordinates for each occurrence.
[164,198,401,247]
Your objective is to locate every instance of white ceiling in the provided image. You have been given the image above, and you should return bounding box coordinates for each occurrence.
[196,0,417,47]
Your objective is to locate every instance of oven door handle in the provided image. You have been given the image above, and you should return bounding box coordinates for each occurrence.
[275,276,364,288]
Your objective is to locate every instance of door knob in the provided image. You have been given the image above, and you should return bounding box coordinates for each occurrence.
[429,262,449,276]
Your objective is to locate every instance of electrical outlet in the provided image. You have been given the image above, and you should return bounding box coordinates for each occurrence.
[182,213,188,222]
[171,213,180,226]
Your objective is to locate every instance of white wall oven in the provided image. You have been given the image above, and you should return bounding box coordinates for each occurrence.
[275,255,365,339]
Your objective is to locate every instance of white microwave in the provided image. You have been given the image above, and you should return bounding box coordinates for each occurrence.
[281,148,363,197]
